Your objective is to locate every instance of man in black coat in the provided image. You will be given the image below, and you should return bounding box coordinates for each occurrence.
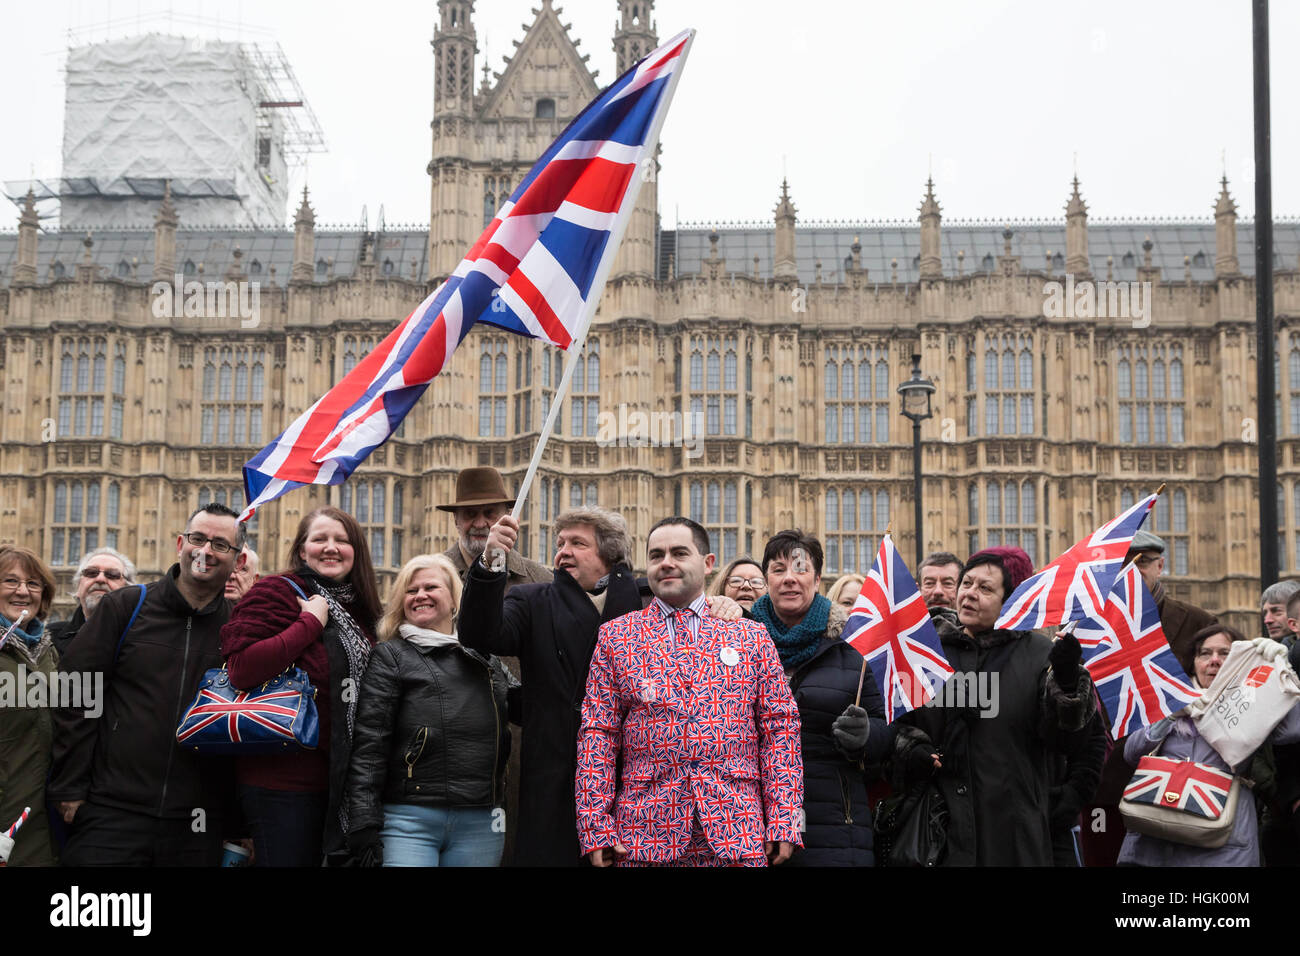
[49,504,243,866]
[458,506,643,866]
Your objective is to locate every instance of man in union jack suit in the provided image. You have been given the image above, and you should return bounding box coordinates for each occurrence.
[576,517,803,866]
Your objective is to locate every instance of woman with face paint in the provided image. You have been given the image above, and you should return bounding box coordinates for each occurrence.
[744,530,890,866]
[220,507,381,867]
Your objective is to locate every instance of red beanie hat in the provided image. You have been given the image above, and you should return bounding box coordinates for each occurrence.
[966,546,1035,596]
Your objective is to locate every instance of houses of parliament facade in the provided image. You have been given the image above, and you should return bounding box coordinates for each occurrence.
[2,0,1298,634]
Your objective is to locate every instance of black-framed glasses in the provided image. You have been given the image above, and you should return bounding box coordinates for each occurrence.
[727,576,765,590]
[80,567,124,581]
[181,532,235,554]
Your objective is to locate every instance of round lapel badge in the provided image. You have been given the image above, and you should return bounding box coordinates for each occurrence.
[720,646,740,667]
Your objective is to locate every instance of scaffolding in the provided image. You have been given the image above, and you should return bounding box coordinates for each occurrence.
[11,15,326,228]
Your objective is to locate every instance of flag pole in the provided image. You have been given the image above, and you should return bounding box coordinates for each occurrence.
[506,31,697,537]
[854,524,892,707]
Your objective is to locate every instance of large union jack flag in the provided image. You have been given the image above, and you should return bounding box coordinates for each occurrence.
[1123,756,1234,820]
[842,533,953,723]
[995,492,1158,631]
[239,30,694,520]
[1074,562,1199,738]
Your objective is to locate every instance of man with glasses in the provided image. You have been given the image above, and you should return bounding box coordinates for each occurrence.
[49,503,246,865]
[48,547,136,657]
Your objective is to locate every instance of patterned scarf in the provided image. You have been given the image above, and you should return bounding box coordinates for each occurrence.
[296,568,371,740]
[750,593,830,671]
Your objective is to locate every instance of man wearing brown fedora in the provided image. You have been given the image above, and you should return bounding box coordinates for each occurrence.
[438,467,551,589]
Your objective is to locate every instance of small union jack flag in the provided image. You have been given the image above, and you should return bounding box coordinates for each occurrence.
[176,686,313,750]
[1123,756,1234,820]
[239,30,694,521]
[842,533,953,723]
[1074,562,1199,738]
[996,492,1158,631]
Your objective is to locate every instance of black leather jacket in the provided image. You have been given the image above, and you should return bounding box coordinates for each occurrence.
[344,637,515,833]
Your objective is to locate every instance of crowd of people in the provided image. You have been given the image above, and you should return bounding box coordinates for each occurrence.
[2,467,1299,867]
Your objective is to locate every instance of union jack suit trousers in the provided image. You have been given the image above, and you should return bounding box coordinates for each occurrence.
[575,605,804,864]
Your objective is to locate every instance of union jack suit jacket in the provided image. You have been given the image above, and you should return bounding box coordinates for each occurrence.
[575,604,804,862]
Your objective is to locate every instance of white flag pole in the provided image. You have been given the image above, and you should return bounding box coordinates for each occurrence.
[505,30,697,535]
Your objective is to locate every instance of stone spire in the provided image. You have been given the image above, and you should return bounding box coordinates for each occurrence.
[918,178,942,279]
[14,187,39,284]
[152,180,179,281]
[614,0,657,75]
[773,179,798,281]
[292,186,316,282]
[1215,176,1239,276]
[1065,176,1089,275]
[433,0,477,116]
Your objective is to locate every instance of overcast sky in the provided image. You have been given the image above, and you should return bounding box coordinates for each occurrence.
[3,0,1297,229]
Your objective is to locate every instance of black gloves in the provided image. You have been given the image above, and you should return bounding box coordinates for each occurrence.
[893,724,940,783]
[1049,632,1083,689]
[347,826,384,868]
[832,704,870,755]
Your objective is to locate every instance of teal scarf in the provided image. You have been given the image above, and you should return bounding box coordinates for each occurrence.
[750,593,829,670]
[0,610,45,647]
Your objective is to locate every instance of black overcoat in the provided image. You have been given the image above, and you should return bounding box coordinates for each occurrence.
[458,559,641,866]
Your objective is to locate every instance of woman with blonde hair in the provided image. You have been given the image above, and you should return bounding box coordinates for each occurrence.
[343,553,515,866]
[826,573,865,611]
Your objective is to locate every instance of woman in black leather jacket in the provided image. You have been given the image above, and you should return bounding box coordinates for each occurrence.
[343,553,515,866]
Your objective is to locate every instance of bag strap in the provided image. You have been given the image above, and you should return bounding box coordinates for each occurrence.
[280,575,309,601]
[112,583,149,667]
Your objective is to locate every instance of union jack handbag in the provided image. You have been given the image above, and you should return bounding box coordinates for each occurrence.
[1119,738,1242,849]
[175,576,320,754]
[176,663,320,754]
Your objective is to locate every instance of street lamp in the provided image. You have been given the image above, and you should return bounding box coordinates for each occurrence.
[898,353,936,568]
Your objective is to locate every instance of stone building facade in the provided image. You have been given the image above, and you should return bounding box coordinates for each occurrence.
[1,0,1298,635]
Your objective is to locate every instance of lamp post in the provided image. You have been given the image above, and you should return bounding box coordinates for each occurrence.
[898,353,936,568]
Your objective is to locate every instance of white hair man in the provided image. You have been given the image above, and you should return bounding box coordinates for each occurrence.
[48,547,136,657]
[225,545,261,601]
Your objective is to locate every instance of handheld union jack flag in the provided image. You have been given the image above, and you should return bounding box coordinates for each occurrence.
[239,30,694,520]
[1123,755,1234,820]
[995,492,1158,631]
[842,533,953,723]
[1074,562,1198,738]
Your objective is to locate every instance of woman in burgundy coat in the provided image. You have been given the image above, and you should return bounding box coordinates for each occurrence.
[221,506,381,866]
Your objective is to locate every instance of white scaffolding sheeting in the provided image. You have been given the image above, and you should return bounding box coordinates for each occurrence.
[59,34,323,228]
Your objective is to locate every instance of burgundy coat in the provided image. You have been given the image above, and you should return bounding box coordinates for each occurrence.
[220,573,376,855]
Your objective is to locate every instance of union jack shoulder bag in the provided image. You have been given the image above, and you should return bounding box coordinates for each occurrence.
[1118,729,1242,849]
[175,576,321,754]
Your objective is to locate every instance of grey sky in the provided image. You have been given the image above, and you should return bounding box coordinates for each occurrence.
[4,0,1297,229]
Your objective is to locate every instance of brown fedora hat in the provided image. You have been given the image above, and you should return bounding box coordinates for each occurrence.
[436,467,517,512]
